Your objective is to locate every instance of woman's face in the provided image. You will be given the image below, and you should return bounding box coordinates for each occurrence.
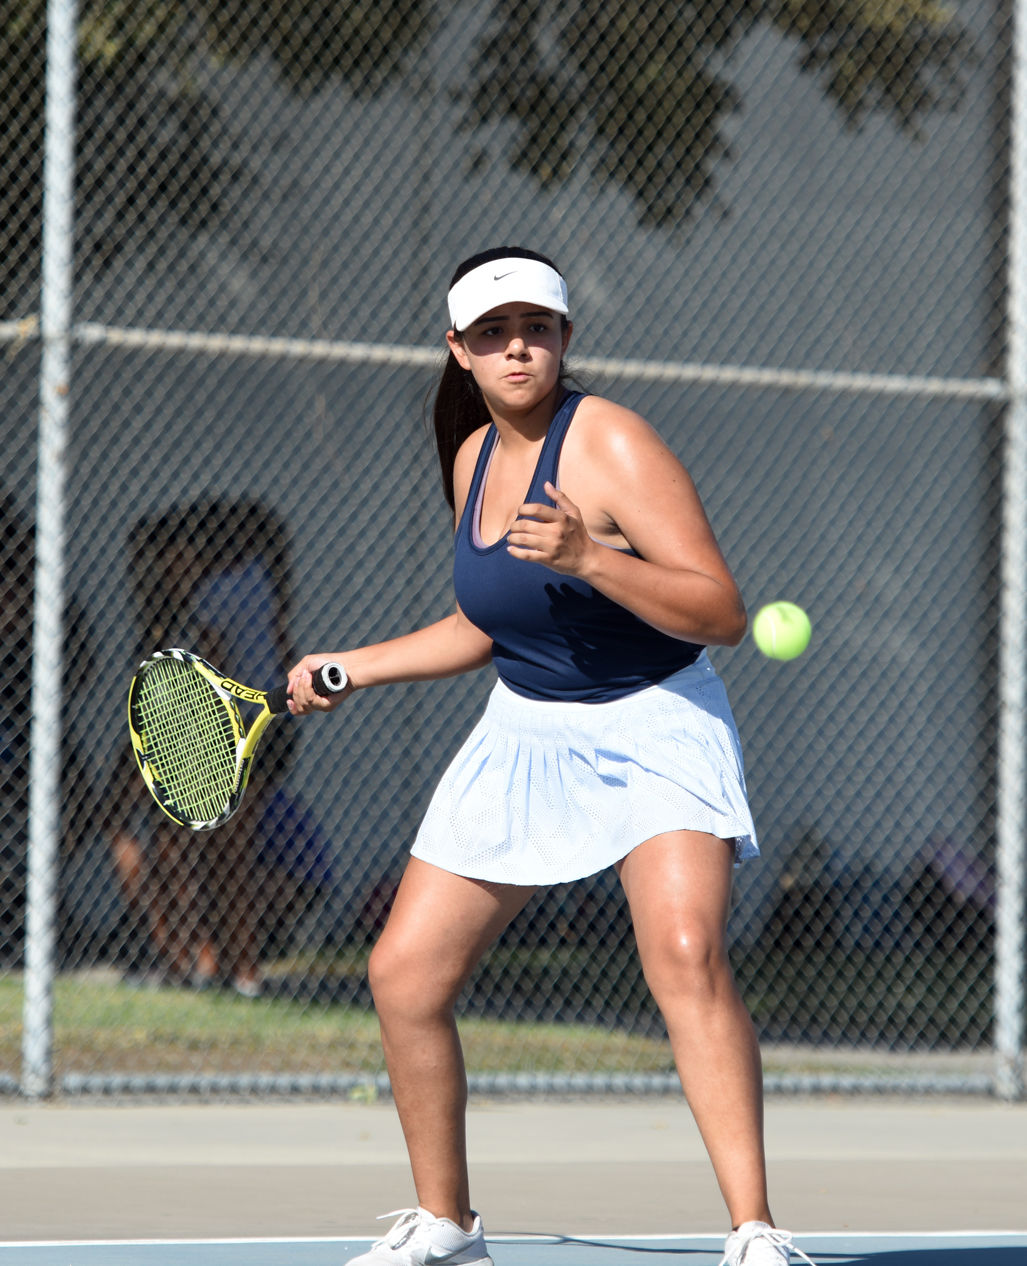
[447,302,572,416]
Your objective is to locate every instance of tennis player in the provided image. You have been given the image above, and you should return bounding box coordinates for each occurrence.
[289,248,811,1266]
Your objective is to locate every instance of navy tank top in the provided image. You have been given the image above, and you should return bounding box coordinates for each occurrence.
[453,391,705,702]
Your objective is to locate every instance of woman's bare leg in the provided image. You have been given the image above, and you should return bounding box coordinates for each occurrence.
[368,858,535,1228]
[618,831,772,1229]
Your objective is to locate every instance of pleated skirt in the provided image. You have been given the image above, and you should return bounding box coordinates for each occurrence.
[411,652,758,885]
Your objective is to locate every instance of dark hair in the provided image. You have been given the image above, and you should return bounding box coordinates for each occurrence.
[430,246,568,510]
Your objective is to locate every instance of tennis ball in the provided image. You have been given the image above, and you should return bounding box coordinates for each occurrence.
[752,601,811,661]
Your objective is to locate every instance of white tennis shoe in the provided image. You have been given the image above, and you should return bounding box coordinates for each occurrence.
[345,1207,493,1266]
[720,1221,817,1266]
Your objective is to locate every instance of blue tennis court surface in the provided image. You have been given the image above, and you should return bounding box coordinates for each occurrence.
[1,1234,1024,1266]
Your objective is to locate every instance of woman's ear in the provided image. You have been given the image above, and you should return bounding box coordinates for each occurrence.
[446,328,471,370]
[561,320,573,356]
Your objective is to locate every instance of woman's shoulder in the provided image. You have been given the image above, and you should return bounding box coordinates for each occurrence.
[568,393,673,465]
[454,423,493,474]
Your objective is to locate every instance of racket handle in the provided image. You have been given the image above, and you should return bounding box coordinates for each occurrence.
[314,661,348,695]
[266,662,348,715]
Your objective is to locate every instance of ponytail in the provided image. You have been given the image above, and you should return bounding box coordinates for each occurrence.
[432,351,492,510]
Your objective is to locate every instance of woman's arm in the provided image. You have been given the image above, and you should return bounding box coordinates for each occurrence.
[287,607,493,713]
[506,398,747,646]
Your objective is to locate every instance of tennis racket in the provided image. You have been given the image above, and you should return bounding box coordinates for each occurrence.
[128,648,347,830]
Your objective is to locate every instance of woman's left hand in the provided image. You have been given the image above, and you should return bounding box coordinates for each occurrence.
[507,481,596,577]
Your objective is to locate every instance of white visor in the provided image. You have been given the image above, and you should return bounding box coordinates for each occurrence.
[447,257,569,331]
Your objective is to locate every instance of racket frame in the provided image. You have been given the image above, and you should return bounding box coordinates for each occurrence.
[128,648,301,830]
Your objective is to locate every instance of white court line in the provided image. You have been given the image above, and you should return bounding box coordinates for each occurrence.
[2,1230,1026,1247]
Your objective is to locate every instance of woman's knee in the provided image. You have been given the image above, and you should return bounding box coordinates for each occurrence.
[367,936,461,1022]
[639,923,733,1005]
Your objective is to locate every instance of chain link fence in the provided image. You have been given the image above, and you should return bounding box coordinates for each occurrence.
[1,0,1023,1095]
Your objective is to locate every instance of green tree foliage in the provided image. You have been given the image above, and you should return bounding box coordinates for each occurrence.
[1,0,974,316]
[0,0,434,315]
[463,0,976,226]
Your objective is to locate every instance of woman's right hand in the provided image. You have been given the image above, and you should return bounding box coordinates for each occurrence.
[287,655,354,714]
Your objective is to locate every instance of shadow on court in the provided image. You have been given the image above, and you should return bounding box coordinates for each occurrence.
[488,1244,1027,1265]
[808,1254,1027,1266]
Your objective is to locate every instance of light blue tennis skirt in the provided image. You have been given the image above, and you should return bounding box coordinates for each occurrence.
[411,652,758,885]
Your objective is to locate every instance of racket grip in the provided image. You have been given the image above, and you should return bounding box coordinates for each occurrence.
[313,661,348,695]
[267,662,348,715]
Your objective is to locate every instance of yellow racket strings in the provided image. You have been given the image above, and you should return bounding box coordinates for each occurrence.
[137,657,240,822]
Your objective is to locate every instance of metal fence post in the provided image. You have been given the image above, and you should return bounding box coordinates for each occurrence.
[997,0,1027,1104]
[21,0,80,1100]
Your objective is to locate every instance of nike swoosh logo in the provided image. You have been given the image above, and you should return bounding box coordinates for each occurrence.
[493,270,516,280]
[424,1250,462,1265]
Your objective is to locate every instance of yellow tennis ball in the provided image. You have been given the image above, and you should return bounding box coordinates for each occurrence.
[752,601,811,661]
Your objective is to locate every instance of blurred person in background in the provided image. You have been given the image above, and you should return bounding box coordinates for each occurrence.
[109,498,296,996]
